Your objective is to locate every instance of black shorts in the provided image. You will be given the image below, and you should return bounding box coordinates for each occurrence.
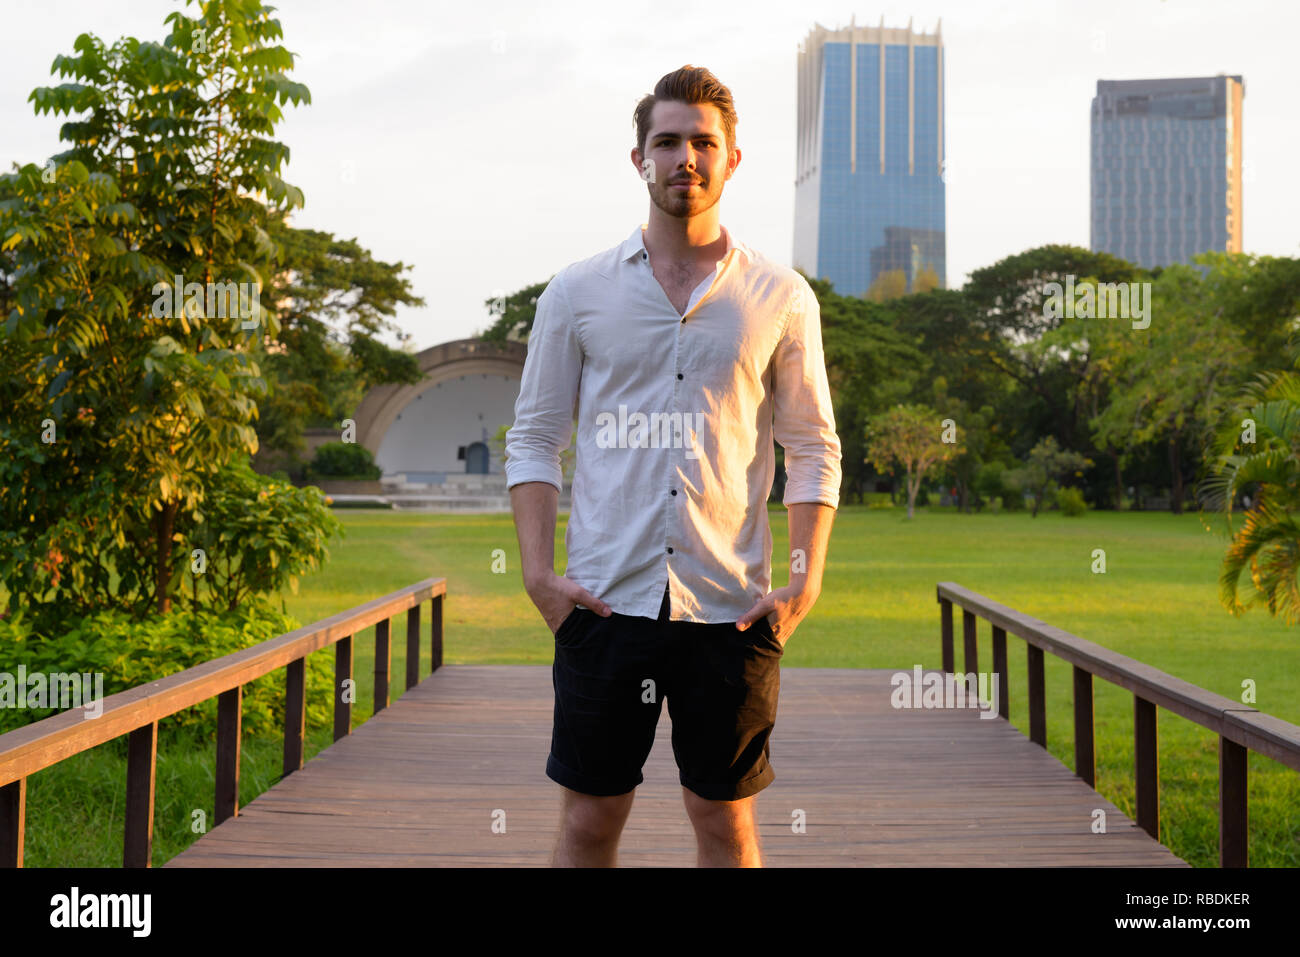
[546,584,783,801]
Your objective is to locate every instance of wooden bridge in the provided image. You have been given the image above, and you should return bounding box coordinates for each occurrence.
[4,579,1298,867]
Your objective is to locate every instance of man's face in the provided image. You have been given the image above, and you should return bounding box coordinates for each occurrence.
[633,100,739,220]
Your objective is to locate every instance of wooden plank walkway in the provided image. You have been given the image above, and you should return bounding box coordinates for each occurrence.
[165,666,1187,867]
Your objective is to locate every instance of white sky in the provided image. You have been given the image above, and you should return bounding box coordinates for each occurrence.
[2,0,1296,350]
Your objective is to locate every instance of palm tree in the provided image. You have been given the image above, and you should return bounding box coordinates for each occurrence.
[1200,348,1300,623]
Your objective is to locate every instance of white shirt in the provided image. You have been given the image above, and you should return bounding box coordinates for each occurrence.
[505,223,842,623]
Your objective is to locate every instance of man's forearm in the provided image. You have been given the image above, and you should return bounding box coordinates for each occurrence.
[786,501,835,596]
[510,481,559,590]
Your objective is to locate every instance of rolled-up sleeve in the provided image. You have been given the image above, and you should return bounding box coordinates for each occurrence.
[504,271,583,492]
[772,278,842,508]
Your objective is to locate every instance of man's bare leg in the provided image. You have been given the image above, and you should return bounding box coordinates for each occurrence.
[682,788,763,867]
[552,786,637,867]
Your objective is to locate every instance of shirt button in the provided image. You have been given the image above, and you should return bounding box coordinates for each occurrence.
[676,373,683,380]
[670,489,677,496]
[666,547,674,554]
[642,252,647,261]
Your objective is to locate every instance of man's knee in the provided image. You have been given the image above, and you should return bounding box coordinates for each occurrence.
[682,787,756,838]
[560,787,635,844]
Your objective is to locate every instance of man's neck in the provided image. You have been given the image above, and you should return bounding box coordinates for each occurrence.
[644,206,727,265]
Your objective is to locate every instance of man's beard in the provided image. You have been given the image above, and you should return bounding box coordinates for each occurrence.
[648,177,722,219]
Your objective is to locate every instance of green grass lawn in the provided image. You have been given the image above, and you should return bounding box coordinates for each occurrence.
[11,504,1299,867]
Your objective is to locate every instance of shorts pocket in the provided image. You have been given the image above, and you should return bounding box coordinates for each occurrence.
[553,606,585,644]
[748,616,784,656]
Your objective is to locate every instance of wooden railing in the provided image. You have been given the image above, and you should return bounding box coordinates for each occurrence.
[937,581,1300,867]
[0,577,446,868]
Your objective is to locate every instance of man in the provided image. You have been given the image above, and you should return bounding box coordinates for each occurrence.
[505,65,841,868]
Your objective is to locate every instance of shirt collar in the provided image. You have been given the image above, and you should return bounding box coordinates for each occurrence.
[619,223,750,266]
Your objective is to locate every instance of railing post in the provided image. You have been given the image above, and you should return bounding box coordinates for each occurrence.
[124,721,158,868]
[1026,644,1046,748]
[0,579,449,869]
[939,596,953,674]
[1073,666,1095,786]
[283,657,306,777]
[1219,736,1248,867]
[431,595,443,673]
[962,610,978,688]
[335,634,354,741]
[991,625,1008,720]
[1134,695,1158,840]
[374,617,391,712]
[406,603,421,691]
[215,686,242,825]
[1,778,25,868]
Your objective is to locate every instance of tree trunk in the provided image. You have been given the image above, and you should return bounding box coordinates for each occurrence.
[1169,436,1184,515]
[1113,451,1123,510]
[906,468,917,519]
[154,499,180,615]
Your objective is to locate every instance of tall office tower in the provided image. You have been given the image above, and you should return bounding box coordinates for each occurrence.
[1091,75,1244,269]
[794,17,946,299]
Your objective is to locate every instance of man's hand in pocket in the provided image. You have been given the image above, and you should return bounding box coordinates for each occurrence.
[525,571,612,634]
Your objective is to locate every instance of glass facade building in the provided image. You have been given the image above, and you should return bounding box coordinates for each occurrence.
[794,18,946,298]
[1090,76,1244,269]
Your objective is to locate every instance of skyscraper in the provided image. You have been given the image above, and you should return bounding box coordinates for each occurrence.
[1090,75,1244,269]
[794,17,946,299]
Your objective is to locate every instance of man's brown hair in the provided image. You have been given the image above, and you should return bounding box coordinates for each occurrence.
[633,65,738,158]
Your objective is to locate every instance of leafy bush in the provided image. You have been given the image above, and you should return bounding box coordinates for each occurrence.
[993,465,1028,511]
[306,441,381,480]
[177,458,344,612]
[0,597,331,739]
[1056,486,1088,517]
[1,456,342,635]
[975,461,1020,511]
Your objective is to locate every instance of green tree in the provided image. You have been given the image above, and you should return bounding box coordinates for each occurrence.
[964,245,1143,458]
[1088,263,1250,514]
[865,404,961,519]
[1200,251,1300,375]
[0,0,332,623]
[479,280,550,344]
[255,215,425,468]
[1006,436,1092,517]
[810,273,924,503]
[930,381,1004,514]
